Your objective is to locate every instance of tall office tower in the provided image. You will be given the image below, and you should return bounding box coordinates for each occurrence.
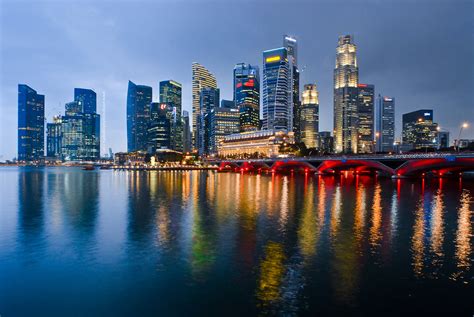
[234,63,260,132]
[197,87,220,155]
[182,110,192,153]
[300,84,319,148]
[160,80,183,152]
[62,101,84,161]
[192,63,217,148]
[127,81,152,152]
[334,35,359,153]
[147,102,172,151]
[74,88,100,160]
[357,84,374,153]
[375,95,395,152]
[437,131,449,149]
[74,88,97,114]
[47,115,62,159]
[221,99,235,109]
[262,47,292,131]
[402,109,438,150]
[18,84,45,161]
[206,107,240,154]
[283,35,301,141]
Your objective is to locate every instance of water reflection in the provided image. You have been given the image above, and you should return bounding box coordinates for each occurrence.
[3,168,473,315]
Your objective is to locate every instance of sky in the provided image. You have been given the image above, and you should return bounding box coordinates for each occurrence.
[1,0,473,160]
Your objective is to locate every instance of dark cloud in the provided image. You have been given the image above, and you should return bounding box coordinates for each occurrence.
[1,0,473,159]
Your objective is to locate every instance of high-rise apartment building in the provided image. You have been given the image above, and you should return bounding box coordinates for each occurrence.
[334,35,359,153]
[300,84,319,148]
[262,47,292,132]
[18,84,45,161]
[402,109,438,150]
[283,35,301,142]
[357,84,374,153]
[234,63,260,132]
[127,81,152,152]
[192,63,217,148]
[376,95,395,152]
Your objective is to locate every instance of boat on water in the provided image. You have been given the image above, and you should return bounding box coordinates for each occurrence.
[82,165,95,170]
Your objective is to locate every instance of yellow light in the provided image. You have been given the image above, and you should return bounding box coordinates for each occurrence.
[462,122,468,128]
[265,56,281,63]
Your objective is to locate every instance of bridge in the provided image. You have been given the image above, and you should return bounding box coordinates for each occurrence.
[216,153,474,178]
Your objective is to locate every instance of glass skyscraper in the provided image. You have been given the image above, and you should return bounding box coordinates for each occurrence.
[74,88,100,160]
[182,110,192,153]
[206,107,240,155]
[234,63,260,132]
[46,116,62,159]
[192,63,217,148]
[334,35,359,153]
[147,102,172,151]
[357,84,375,153]
[283,35,301,142]
[18,84,45,161]
[74,88,97,114]
[376,95,395,152]
[127,81,152,152]
[300,84,319,149]
[61,101,84,161]
[160,80,183,152]
[262,47,292,131]
[197,87,220,155]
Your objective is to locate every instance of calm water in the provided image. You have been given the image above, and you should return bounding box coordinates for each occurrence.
[0,167,472,316]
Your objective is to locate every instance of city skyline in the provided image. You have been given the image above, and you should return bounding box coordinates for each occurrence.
[1,0,473,160]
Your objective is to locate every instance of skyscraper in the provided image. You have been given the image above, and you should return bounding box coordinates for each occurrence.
[147,102,172,151]
[192,63,217,148]
[160,80,183,152]
[61,101,84,161]
[197,87,220,155]
[75,88,100,160]
[376,95,395,152]
[402,109,438,150]
[127,81,152,152]
[300,84,319,149]
[283,35,301,142]
[334,35,359,153]
[18,84,45,161]
[74,88,97,114]
[206,107,240,154]
[262,47,292,131]
[47,115,62,159]
[234,63,260,132]
[182,110,192,153]
[357,84,374,153]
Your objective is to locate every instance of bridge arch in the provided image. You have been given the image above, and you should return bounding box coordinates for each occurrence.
[316,159,395,176]
[395,157,474,177]
[271,160,318,173]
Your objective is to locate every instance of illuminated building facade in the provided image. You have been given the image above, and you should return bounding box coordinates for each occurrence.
[300,84,319,148]
[318,131,334,154]
[218,130,295,158]
[127,81,152,152]
[284,35,301,142]
[334,35,359,153]
[192,63,217,148]
[147,102,172,151]
[357,84,374,153]
[376,95,395,152]
[262,47,293,132]
[47,116,62,159]
[402,109,438,150]
[61,101,84,161]
[206,107,240,154]
[74,88,97,114]
[160,80,183,151]
[234,63,260,132]
[18,84,45,161]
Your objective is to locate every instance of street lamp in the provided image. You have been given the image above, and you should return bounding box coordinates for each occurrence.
[456,122,469,152]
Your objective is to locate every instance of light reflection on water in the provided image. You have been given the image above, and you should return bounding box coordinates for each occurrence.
[0,167,472,316]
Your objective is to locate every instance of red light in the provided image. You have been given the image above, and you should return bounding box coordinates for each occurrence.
[358,83,368,88]
[236,82,242,88]
[244,79,254,87]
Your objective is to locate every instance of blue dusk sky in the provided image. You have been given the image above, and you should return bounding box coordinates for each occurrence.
[1,0,473,159]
